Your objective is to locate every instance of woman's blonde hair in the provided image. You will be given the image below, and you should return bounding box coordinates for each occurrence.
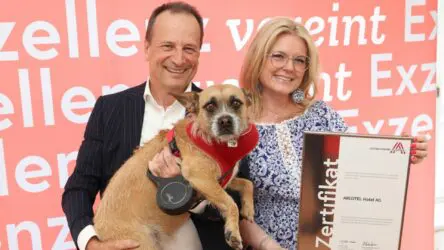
[240,17,320,119]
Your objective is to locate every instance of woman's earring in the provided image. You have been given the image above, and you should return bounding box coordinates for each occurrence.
[256,83,263,93]
[291,89,304,103]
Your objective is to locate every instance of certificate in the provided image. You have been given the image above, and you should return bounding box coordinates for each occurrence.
[297,132,412,250]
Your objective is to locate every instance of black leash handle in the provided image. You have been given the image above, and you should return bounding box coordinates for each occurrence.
[147,169,196,215]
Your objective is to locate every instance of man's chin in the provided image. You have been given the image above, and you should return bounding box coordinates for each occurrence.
[169,74,189,80]
[161,76,191,89]
[162,69,186,78]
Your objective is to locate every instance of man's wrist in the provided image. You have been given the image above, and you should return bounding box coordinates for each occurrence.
[85,236,99,250]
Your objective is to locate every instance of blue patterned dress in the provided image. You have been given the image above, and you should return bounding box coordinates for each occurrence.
[242,100,347,250]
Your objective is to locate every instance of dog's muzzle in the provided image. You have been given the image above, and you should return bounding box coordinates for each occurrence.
[217,115,234,135]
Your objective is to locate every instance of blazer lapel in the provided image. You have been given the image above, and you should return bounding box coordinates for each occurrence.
[123,82,146,154]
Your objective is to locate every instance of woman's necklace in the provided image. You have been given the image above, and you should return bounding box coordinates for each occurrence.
[260,104,303,123]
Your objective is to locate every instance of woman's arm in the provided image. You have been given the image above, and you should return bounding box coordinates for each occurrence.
[240,220,286,250]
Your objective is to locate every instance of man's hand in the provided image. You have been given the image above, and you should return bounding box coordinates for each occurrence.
[148,146,181,178]
[86,237,139,250]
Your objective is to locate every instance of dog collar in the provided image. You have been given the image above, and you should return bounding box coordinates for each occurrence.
[166,129,181,158]
[185,123,259,187]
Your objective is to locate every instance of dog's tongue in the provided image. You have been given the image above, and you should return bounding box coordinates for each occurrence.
[186,123,259,187]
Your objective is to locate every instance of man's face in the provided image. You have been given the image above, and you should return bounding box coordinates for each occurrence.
[145,11,201,91]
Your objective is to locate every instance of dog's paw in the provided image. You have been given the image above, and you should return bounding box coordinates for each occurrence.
[241,202,255,222]
[224,228,243,250]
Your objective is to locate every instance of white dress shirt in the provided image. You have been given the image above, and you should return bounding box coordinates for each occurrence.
[77,80,202,250]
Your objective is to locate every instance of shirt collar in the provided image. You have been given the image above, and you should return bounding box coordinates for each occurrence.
[143,77,193,103]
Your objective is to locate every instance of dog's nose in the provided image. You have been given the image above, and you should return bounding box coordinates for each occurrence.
[218,115,233,129]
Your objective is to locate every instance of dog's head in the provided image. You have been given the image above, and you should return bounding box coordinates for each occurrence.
[171,84,252,143]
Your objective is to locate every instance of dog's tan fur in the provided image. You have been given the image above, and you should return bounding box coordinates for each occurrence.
[93,84,255,250]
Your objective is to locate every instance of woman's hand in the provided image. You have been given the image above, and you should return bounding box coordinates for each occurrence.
[403,133,429,164]
[257,235,287,250]
[239,220,287,250]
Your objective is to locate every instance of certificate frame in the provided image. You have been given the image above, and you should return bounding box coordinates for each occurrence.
[297,131,413,250]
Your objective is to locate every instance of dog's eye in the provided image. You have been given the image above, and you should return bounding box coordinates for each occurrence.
[204,103,217,113]
[231,100,242,110]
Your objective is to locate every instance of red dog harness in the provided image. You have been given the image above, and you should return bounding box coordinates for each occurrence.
[166,122,259,187]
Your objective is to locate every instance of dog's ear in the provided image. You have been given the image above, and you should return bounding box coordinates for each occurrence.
[170,91,200,114]
[241,88,252,106]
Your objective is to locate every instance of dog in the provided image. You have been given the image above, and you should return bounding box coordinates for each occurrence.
[93,84,258,250]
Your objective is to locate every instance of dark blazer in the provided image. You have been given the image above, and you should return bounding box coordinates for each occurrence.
[62,82,237,250]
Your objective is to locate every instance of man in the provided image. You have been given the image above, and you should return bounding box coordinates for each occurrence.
[62,2,236,249]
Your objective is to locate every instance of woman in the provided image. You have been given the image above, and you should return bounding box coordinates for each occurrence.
[235,17,428,250]
[148,17,429,250]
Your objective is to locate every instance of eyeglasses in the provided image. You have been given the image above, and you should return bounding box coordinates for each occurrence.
[268,52,310,71]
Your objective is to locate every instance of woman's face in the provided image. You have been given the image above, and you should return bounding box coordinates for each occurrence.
[259,33,309,98]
